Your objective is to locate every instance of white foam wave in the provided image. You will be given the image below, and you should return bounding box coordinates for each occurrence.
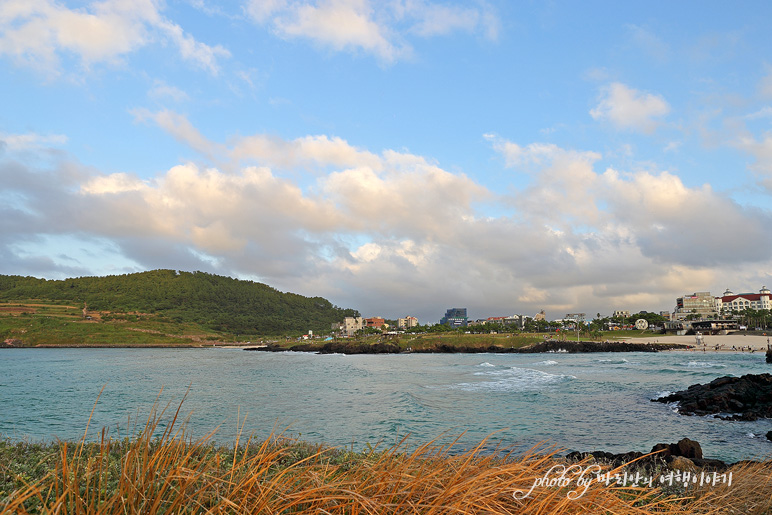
[593,358,629,364]
[454,367,574,392]
[678,361,727,369]
[652,391,673,400]
[478,362,495,367]
[532,360,558,366]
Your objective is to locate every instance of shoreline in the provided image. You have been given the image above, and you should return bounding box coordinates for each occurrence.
[3,333,771,354]
[620,333,772,353]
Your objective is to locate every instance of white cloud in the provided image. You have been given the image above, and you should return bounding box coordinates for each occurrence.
[0,132,67,151]
[744,106,772,120]
[132,108,222,158]
[148,80,189,102]
[625,24,669,61]
[0,0,229,75]
[244,0,500,61]
[590,82,670,134]
[735,131,772,191]
[5,125,772,322]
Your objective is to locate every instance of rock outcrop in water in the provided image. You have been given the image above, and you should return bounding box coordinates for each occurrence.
[246,341,401,354]
[653,373,772,421]
[246,339,685,354]
[513,340,683,353]
[567,438,729,470]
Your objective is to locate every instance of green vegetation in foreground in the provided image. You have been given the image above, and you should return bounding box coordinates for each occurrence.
[0,269,359,345]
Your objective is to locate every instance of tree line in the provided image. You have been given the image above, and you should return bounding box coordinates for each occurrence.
[0,270,359,336]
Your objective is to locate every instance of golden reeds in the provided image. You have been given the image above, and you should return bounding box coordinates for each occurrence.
[1,399,768,514]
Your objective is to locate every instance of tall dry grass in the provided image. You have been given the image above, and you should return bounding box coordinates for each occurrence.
[1,397,767,514]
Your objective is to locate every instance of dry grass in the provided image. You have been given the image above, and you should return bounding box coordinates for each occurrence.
[1,399,768,514]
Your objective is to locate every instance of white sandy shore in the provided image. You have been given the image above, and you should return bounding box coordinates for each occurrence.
[623,334,772,352]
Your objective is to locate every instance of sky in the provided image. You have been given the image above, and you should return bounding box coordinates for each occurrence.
[2,1,772,323]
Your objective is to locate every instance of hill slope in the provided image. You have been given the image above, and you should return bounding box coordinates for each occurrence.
[0,270,359,336]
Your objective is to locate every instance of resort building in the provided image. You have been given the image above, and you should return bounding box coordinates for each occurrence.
[612,310,630,319]
[398,316,418,329]
[673,291,720,320]
[440,308,468,328]
[718,287,772,314]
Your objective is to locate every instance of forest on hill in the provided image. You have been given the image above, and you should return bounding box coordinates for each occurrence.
[0,270,359,335]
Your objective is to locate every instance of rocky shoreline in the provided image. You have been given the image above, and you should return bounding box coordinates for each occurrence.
[246,339,687,354]
[567,438,739,472]
[653,373,772,421]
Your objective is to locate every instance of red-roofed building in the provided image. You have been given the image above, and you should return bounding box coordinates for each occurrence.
[365,317,386,329]
[719,287,772,314]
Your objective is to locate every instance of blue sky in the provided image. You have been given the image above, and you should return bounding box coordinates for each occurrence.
[2,1,772,323]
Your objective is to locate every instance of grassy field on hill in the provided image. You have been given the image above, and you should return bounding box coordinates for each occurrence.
[0,300,234,346]
[0,270,359,345]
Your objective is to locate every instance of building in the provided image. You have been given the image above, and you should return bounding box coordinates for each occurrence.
[337,316,363,336]
[612,310,630,319]
[398,316,418,329]
[718,287,772,314]
[440,307,468,327]
[534,310,546,321]
[486,315,529,329]
[674,291,719,320]
[365,317,386,329]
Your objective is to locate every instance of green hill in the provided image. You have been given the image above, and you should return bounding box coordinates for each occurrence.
[0,270,359,338]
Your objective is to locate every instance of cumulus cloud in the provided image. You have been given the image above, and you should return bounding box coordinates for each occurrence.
[590,82,670,134]
[0,0,229,75]
[244,0,499,62]
[4,125,772,322]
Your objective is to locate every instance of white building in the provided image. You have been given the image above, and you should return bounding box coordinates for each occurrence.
[718,287,772,314]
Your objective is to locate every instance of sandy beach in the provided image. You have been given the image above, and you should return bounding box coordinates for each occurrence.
[624,333,772,352]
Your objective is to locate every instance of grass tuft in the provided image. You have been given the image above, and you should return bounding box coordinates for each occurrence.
[1,404,768,514]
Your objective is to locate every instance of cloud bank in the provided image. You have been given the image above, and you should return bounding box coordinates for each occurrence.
[3,119,771,322]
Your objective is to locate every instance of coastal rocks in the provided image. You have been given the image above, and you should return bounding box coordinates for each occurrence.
[653,373,772,421]
[567,438,728,471]
[767,431,772,442]
[767,347,772,363]
[2,338,22,347]
[246,341,401,354]
[317,341,400,354]
[246,338,686,355]
[514,340,684,353]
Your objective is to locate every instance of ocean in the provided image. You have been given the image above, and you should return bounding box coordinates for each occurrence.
[1,348,770,463]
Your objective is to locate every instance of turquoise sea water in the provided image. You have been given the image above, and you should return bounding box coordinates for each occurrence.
[1,348,771,462]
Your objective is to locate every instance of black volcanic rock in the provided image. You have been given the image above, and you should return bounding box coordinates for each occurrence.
[514,340,683,353]
[567,438,728,471]
[317,341,400,354]
[654,373,772,421]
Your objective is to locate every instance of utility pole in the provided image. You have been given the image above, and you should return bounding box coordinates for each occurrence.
[566,313,586,341]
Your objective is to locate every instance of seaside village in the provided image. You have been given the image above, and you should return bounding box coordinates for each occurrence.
[327,287,772,338]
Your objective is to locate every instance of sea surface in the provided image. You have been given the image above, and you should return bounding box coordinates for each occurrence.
[1,348,771,462]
